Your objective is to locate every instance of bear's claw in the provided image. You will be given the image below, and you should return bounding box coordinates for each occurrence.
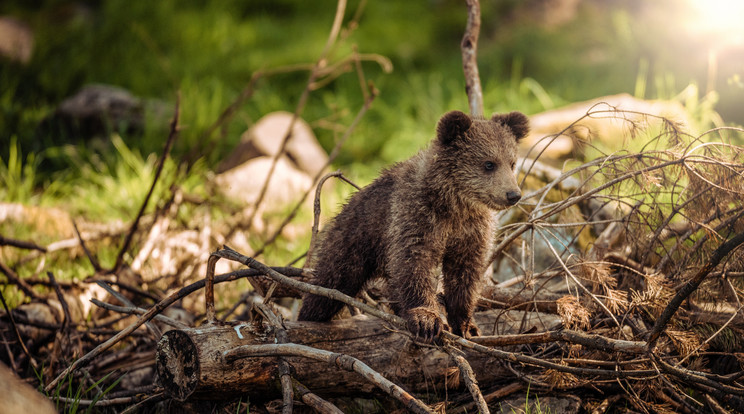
[451,318,480,339]
[405,307,449,343]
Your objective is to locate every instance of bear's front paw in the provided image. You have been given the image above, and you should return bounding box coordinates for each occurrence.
[404,307,449,343]
[451,318,481,339]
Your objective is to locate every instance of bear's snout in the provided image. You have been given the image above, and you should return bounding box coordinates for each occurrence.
[505,190,521,205]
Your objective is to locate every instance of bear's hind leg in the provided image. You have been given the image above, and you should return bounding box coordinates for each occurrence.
[297,267,368,321]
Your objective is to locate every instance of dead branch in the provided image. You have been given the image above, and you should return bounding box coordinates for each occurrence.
[472,329,645,353]
[446,346,489,414]
[305,170,362,262]
[647,231,744,349]
[494,150,689,261]
[51,394,163,408]
[252,84,375,258]
[0,259,38,299]
[114,94,181,273]
[652,353,744,398]
[292,379,344,414]
[253,301,293,414]
[72,219,101,272]
[242,0,349,236]
[0,235,46,252]
[46,272,71,330]
[307,170,344,265]
[43,265,292,392]
[190,72,262,166]
[95,281,162,338]
[0,289,38,370]
[89,299,188,330]
[480,284,561,313]
[461,0,483,117]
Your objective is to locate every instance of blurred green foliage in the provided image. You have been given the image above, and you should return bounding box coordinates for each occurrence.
[0,0,741,219]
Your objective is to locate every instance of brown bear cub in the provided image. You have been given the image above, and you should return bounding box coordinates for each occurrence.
[298,110,529,342]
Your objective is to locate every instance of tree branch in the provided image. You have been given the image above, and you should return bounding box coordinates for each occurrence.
[114,94,180,273]
[461,0,483,117]
[646,231,744,349]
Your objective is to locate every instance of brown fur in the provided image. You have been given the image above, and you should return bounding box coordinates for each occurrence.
[298,110,529,342]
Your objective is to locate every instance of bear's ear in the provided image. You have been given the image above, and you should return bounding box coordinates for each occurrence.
[491,111,530,141]
[437,110,472,145]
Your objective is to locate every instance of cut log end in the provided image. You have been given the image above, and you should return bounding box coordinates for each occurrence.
[157,329,200,401]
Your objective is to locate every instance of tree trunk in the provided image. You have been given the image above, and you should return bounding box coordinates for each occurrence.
[156,309,560,401]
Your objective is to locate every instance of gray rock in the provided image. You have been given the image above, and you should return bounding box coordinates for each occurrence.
[37,84,171,144]
[0,17,34,64]
[56,84,144,133]
[214,155,313,211]
[218,111,328,177]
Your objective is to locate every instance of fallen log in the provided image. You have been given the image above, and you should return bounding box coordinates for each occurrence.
[479,285,563,313]
[156,309,560,401]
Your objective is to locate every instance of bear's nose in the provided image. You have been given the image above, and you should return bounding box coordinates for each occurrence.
[506,191,521,205]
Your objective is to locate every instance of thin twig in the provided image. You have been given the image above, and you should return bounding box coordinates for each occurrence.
[472,329,645,353]
[214,247,400,325]
[253,301,294,414]
[651,353,744,396]
[0,259,38,299]
[89,299,188,329]
[47,272,71,331]
[278,360,294,414]
[0,288,38,370]
[292,379,344,414]
[243,0,348,236]
[493,153,690,261]
[93,281,164,337]
[0,235,46,252]
[118,393,167,414]
[113,94,180,273]
[445,346,489,414]
[534,227,627,336]
[72,219,101,272]
[306,170,343,265]
[53,392,165,408]
[189,72,262,165]
[204,253,219,324]
[251,78,374,259]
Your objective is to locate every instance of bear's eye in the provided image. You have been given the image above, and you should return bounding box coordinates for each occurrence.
[484,161,496,171]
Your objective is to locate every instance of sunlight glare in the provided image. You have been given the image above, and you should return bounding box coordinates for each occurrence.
[687,0,744,45]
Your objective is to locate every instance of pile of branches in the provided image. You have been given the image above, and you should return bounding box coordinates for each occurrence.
[2,1,744,413]
[2,106,743,413]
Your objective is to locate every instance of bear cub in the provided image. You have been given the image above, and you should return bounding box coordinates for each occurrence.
[298,110,529,342]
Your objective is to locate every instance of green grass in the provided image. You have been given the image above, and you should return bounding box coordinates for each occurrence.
[32,364,122,414]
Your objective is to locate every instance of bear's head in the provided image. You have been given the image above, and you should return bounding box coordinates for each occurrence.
[432,110,529,210]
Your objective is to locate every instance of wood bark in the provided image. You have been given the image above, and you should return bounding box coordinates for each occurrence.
[156,309,560,401]
[480,285,562,313]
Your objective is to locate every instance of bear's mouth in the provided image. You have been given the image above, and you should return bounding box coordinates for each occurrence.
[486,195,510,210]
